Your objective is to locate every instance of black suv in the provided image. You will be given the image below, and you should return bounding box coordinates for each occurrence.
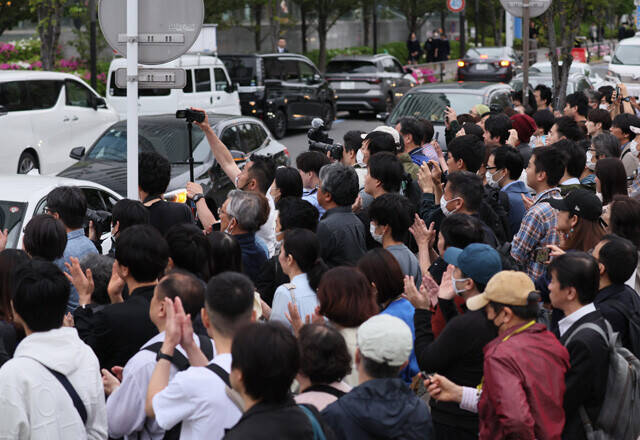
[219,53,336,139]
[325,54,416,116]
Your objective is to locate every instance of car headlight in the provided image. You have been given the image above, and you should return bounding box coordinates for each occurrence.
[164,188,188,204]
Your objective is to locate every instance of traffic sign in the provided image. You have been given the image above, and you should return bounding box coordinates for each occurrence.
[447,0,465,13]
[114,68,187,89]
[99,0,204,65]
[500,0,551,18]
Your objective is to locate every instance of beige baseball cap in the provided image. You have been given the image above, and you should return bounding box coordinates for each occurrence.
[361,125,401,145]
[466,271,536,311]
[357,314,412,367]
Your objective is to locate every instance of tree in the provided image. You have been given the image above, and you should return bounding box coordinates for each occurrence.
[386,0,430,35]
[29,0,65,70]
[292,0,314,52]
[0,0,33,39]
[312,0,352,71]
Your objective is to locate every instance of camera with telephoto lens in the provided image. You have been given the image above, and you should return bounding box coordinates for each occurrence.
[307,118,343,161]
[83,209,112,239]
[176,108,205,123]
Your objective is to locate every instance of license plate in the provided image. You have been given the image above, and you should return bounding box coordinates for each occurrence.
[475,63,488,70]
[341,81,355,89]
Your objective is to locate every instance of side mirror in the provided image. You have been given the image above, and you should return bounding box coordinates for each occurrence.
[376,112,390,121]
[92,96,107,110]
[69,146,86,160]
[225,83,237,93]
[603,55,612,63]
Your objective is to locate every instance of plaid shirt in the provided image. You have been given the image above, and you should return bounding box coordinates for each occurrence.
[510,188,561,280]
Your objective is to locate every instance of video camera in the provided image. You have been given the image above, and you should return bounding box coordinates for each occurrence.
[307,118,343,161]
[83,209,112,239]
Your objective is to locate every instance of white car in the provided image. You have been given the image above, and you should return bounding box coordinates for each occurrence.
[604,32,640,98]
[0,175,122,251]
[530,61,615,90]
[0,71,119,175]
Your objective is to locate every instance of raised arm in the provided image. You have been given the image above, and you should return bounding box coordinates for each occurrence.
[192,107,241,184]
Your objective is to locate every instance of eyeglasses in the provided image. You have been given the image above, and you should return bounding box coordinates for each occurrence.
[43,207,53,215]
[486,166,498,171]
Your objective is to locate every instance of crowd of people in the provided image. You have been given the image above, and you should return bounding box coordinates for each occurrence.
[1,81,640,440]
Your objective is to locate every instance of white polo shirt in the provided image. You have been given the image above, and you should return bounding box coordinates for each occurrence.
[152,353,241,440]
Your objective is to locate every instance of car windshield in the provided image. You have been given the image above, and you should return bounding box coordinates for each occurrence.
[465,47,506,58]
[326,61,377,74]
[220,56,259,86]
[0,201,27,249]
[86,121,208,163]
[612,45,640,65]
[530,63,587,75]
[389,92,483,124]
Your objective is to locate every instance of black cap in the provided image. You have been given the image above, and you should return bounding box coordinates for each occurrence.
[548,189,602,221]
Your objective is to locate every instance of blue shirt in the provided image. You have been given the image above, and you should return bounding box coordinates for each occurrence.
[235,232,268,284]
[381,298,420,384]
[271,273,319,331]
[302,187,325,218]
[54,229,98,312]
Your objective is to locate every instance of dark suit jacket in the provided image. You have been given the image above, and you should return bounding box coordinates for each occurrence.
[594,283,639,351]
[558,310,609,440]
[77,285,158,369]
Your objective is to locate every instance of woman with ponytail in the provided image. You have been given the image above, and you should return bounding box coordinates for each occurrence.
[270,228,327,329]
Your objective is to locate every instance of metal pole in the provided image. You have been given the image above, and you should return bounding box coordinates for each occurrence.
[475,0,479,47]
[126,0,139,200]
[522,2,530,106]
[459,11,466,57]
[372,0,378,53]
[89,0,97,89]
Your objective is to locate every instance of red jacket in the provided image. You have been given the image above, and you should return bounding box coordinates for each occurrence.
[478,322,570,440]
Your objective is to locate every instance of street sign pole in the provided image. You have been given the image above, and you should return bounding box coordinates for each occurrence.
[522,1,529,106]
[126,0,138,200]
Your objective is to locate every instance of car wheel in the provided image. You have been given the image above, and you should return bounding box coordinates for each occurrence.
[17,151,38,174]
[268,109,287,139]
[385,94,394,113]
[322,104,335,130]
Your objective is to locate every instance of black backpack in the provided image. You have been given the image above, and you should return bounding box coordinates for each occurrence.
[608,293,640,360]
[143,334,214,440]
[480,186,510,245]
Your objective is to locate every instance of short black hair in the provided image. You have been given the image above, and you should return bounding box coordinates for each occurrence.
[274,166,303,198]
[549,252,599,305]
[248,154,277,194]
[296,151,331,175]
[276,197,319,232]
[298,324,352,384]
[447,134,486,173]
[282,229,327,291]
[343,130,364,153]
[139,152,171,196]
[46,186,87,229]
[461,123,483,140]
[112,199,149,232]
[165,223,212,281]
[318,163,359,206]
[535,84,553,106]
[555,116,584,141]
[446,171,484,213]
[566,92,590,117]
[440,213,485,249]
[417,118,435,143]
[612,113,640,139]
[368,152,404,193]
[598,234,639,284]
[157,270,205,318]
[485,114,512,144]
[533,109,555,135]
[368,193,415,242]
[553,139,586,179]
[205,271,254,336]
[207,232,242,275]
[231,321,299,403]
[115,224,169,282]
[587,108,612,131]
[365,131,397,155]
[592,133,620,159]
[532,146,565,187]
[491,145,524,180]
[13,260,69,332]
[398,117,424,146]
[361,355,402,378]
[23,214,67,261]
[598,85,614,104]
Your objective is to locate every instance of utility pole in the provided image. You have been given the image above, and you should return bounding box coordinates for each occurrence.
[459,10,465,56]
[474,0,479,46]
[373,0,378,53]
[89,0,97,89]
[522,1,530,105]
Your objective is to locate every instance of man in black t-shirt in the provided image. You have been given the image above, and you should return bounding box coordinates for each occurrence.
[138,152,193,235]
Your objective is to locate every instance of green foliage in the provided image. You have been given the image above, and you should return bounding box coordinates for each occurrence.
[0,0,33,38]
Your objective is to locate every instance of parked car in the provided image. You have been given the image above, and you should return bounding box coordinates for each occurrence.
[510,72,594,101]
[57,113,289,208]
[457,46,521,82]
[324,54,416,116]
[604,32,640,98]
[219,53,336,139]
[530,61,615,89]
[380,82,513,150]
[106,55,241,118]
[0,175,122,250]
[0,71,119,175]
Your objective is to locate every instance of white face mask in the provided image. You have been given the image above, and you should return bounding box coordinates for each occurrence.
[370,223,384,244]
[451,273,470,296]
[586,151,596,171]
[599,103,609,110]
[356,149,365,166]
[440,195,460,216]
[486,169,503,188]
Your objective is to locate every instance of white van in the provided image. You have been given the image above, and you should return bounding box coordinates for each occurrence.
[605,32,640,98]
[0,71,119,175]
[106,55,241,118]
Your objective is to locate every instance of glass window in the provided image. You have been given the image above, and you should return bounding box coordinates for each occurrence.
[65,80,92,107]
[389,92,483,124]
[252,123,268,147]
[1,80,64,111]
[612,45,640,65]
[281,60,299,81]
[214,68,229,91]
[108,75,170,97]
[326,61,377,74]
[183,69,193,93]
[577,78,592,92]
[195,68,211,92]
[238,122,263,153]
[299,62,316,82]
[393,60,405,73]
[382,58,401,73]
[490,92,512,110]
[82,188,106,211]
[220,125,242,151]
[0,81,29,111]
[0,200,27,249]
[220,55,259,86]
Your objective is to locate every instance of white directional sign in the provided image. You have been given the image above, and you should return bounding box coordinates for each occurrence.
[500,0,552,18]
[114,68,187,89]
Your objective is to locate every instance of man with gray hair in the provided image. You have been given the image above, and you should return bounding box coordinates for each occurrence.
[218,190,269,282]
[316,163,366,267]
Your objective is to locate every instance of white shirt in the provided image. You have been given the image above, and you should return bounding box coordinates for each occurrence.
[152,354,241,440]
[558,303,597,337]
[0,327,107,440]
[256,193,277,258]
[106,332,215,440]
[271,273,319,330]
[561,177,581,186]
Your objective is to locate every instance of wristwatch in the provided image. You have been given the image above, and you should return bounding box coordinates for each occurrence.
[156,351,174,363]
[192,193,205,203]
